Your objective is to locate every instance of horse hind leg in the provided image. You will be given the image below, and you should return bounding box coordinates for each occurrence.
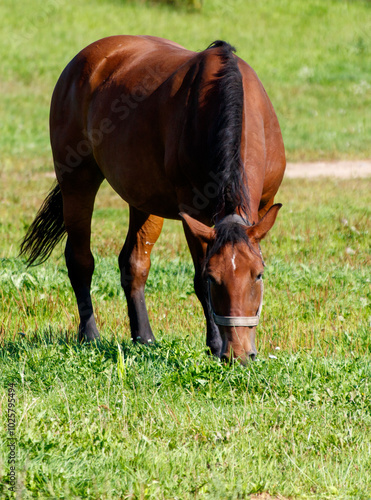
[58,158,104,342]
[119,208,164,344]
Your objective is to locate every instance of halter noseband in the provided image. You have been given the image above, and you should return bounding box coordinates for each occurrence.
[208,213,264,328]
[208,279,264,328]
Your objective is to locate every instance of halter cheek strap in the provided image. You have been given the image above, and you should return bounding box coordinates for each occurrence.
[208,279,264,328]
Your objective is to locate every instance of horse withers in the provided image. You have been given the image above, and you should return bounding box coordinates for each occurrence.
[20,36,285,363]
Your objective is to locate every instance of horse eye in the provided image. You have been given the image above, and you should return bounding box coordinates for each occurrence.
[256,273,263,281]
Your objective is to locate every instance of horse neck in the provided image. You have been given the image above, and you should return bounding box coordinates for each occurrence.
[176,52,250,222]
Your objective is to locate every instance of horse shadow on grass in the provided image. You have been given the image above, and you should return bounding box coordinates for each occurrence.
[1,327,207,367]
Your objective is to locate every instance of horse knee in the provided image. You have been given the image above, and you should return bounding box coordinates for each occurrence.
[119,252,149,291]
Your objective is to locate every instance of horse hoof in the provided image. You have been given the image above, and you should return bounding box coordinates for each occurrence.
[134,335,156,345]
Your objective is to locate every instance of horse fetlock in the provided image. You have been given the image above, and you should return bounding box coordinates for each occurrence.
[78,321,100,343]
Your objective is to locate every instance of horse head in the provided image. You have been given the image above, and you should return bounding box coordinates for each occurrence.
[181,203,281,364]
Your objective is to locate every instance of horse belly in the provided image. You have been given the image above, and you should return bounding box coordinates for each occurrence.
[92,124,180,218]
[103,164,180,219]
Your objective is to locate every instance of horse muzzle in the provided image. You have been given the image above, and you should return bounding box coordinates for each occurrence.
[219,325,258,364]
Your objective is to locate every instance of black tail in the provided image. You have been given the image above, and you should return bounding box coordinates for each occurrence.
[20,184,66,266]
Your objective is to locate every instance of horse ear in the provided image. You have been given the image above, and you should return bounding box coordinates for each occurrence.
[179,213,215,244]
[246,203,282,242]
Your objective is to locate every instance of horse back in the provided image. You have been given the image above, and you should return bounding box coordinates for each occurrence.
[50,36,285,221]
[50,36,193,139]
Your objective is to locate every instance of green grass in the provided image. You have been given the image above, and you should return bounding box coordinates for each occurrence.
[1,0,371,497]
[0,0,370,161]
[1,176,370,498]
[0,339,370,499]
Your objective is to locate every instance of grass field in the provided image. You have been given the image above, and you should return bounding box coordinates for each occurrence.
[1,0,371,498]
[1,178,370,498]
[1,0,370,161]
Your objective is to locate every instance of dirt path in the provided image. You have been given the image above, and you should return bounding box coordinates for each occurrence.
[285,160,371,179]
[40,160,371,180]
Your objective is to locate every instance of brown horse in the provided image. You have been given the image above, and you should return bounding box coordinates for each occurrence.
[20,36,285,363]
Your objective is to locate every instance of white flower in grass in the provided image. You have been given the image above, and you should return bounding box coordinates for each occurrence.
[345,247,355,255]
[298,66,314,80]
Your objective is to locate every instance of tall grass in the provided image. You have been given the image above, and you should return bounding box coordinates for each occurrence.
[1,175,370,497]
[1,175,369,355]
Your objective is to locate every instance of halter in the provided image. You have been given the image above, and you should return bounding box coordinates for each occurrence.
[208,279,264,327]
[208,213,264,328]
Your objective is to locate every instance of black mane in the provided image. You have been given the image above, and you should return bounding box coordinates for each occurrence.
[205,41,250,223]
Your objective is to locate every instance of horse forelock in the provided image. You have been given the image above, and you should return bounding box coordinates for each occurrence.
[203,220,255,273]
[204,41,250,224]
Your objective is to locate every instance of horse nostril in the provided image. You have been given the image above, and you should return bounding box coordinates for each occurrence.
[248,352,256,361]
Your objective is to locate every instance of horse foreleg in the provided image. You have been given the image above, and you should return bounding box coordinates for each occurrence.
[119,208,164,344]
[182,223,223,357]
